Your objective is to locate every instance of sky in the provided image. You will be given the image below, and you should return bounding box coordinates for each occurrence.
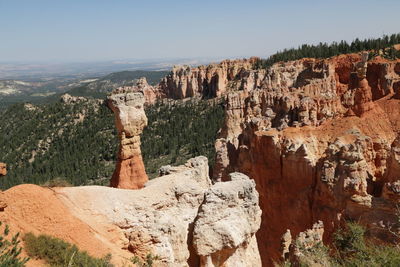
[1,0,399,62]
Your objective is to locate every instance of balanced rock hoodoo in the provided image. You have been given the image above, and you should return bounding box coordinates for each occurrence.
[107,88,148,189]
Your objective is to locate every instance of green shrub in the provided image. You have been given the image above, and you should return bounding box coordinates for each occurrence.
[23,233,112,267]
[130,253,159,267]
[332,222,400,267]
[282,222,400,267]
[333,222,366,256]
[0,222,29,266]
[41,177,72,187]
[254,33,400,69]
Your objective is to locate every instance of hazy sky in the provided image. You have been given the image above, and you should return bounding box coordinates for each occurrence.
[1,0,399,62]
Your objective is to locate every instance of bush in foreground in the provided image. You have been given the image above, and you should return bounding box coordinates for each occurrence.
[23,233,112,267]
[332,222,400,267]
[0,222,29,266]
[281,221,400,267]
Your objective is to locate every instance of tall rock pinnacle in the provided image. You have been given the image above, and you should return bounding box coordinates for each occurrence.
[107,88,148,189]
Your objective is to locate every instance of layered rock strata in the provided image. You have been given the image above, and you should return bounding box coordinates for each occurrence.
[107,88,148,189]
[158,53,400,104]
[158,58,259,99]
[213,54,400,265]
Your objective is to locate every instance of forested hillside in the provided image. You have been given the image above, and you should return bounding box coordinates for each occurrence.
[254,33,400,68]
[0,98,224,189]
[142,99,224,175]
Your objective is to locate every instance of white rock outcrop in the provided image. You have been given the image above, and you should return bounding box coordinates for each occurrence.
[193,172,262,267]
[57,157,262,267]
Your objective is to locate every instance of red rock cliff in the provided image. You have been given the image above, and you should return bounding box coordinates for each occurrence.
[213,53,400,265]
[107,88,148,189]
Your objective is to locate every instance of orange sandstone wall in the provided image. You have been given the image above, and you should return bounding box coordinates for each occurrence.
[213,54,400,265]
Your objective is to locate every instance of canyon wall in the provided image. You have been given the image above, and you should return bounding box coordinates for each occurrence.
[102,52,400,265]
[212,54,400,265]
[107,88,149,189]
[158,58,260,99]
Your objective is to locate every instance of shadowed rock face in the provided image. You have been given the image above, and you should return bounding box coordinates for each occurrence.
[212,54,400,265]
[107,89,148,189]
[0,163,6,176]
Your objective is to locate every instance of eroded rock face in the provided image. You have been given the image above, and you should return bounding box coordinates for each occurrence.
[57,157,262,267]
[0,163,6,176]
[117,77,160,104]
[107,89,148,189]
[281,221,329,267]
[213,53,400,265]
[193,172,261,267]
[158,58,259,99]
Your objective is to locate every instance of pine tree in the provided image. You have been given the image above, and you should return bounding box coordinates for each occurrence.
[0,222,29,266]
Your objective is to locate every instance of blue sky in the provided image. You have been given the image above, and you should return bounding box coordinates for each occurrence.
[1,0,399,62]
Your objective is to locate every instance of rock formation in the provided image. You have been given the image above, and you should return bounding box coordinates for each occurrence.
[193,172,261,267]
[107,88,148,189]
[212,53,400,265]
[158,58,259,99]
[60,157,261,266]
[352,52,375,116]
[281,221,328,266]
[116,77,160,104]
[60,93,87,104]
[0,163,6,176]
[0,157,262,266]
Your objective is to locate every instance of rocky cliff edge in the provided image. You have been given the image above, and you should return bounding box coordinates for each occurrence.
[0,157,261,267]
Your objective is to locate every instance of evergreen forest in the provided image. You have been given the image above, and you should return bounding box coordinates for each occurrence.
[254,33,400,69]
[0,98,224,189]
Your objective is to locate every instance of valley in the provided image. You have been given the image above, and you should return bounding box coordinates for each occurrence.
[0,70,169,107]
